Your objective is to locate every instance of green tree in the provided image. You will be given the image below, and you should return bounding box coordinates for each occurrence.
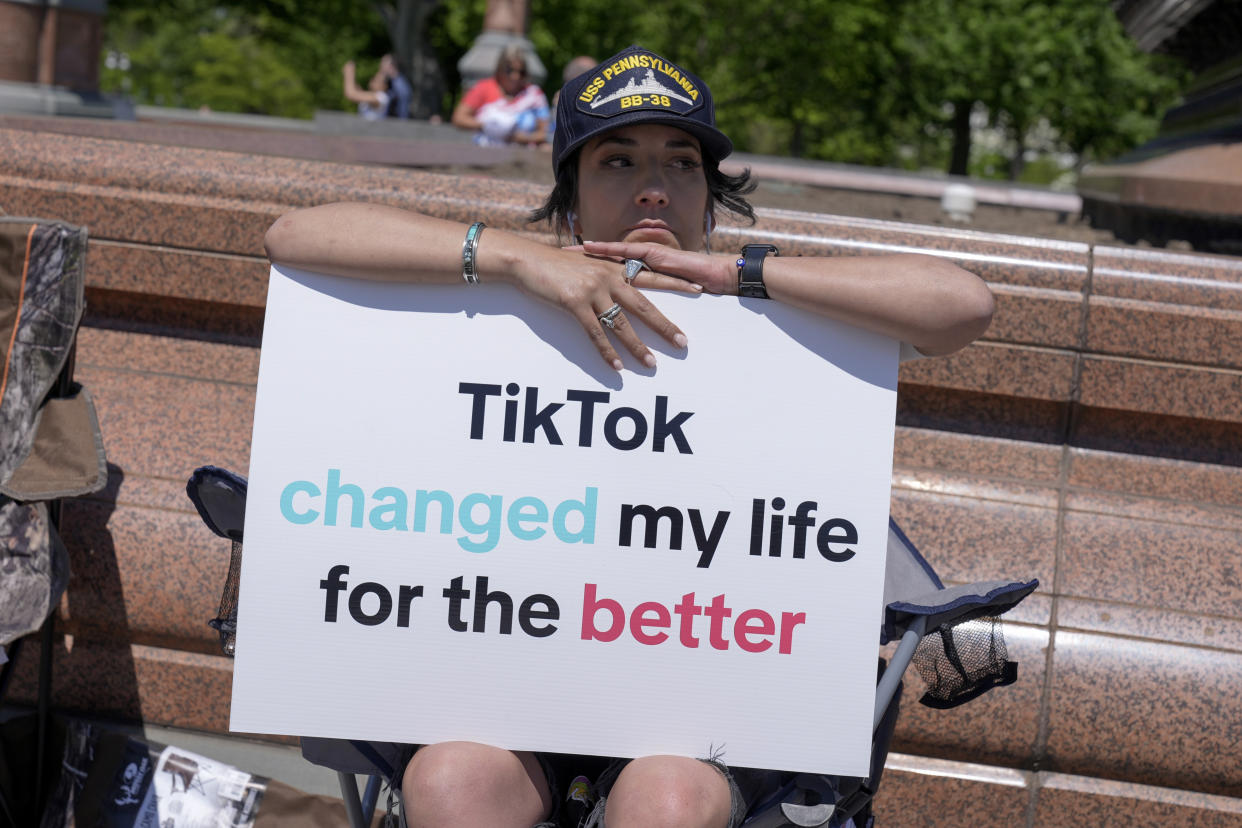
[102,0,1182,175]
[892,0,1180,177]
[183,26,314,116]
[516,0,911,164]
[101,0,388,117]
[697,0,907,163]
[1048,3,1182,168]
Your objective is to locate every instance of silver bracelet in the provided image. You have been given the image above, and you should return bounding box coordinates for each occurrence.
[462,221,486,284]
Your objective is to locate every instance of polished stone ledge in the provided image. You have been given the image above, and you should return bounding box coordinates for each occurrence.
[7,127,1242,385]
[876,752,1242,827]
[7,126,1242,807]
[7,135,1237,449]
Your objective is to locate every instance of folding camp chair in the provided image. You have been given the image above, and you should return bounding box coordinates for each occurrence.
[187,466,403,827]
[740,520,1035,828]
[187,465,1035,828]
[0,217,108,824]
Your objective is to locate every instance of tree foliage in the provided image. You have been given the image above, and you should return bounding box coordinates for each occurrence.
[890,0,1182,175]
[101,0,1184,175]
[100,0,389,117]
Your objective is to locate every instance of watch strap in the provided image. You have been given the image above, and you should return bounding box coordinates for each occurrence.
[737,244,779,299]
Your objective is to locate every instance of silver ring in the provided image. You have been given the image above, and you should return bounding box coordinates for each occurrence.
[624,258,647,285]
[597,303,623,329]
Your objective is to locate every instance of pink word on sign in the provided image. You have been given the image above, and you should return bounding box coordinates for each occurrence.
[580,583,806,653]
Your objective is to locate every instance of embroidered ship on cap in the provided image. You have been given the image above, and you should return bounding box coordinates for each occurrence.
[554,46,731,172]
[589,69,695,110]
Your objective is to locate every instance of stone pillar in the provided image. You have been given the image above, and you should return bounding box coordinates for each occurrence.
[456,0,546,91]
[483,0,526,33]
[0,1,41,83]
[0,0,107,90]
[37,4,59,84]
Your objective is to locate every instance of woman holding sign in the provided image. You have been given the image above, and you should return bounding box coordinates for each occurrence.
[265,46,992,828]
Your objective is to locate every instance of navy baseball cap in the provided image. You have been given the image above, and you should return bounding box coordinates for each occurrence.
[553,46,733,175]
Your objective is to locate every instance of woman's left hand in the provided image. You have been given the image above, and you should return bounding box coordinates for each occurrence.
[581,242,738,295]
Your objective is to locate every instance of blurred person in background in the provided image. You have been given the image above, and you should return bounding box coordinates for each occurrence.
[452,44,550,146]
[549,54,597,140]
[343,54,411,120]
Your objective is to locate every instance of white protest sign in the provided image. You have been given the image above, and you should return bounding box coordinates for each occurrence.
[230,265,899,776]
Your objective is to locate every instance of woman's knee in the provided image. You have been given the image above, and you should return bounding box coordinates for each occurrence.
[602,755,733,828]
[402,742,550,828]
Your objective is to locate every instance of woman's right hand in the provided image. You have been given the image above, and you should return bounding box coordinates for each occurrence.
[265,204,693,372]
[510,247,695,371]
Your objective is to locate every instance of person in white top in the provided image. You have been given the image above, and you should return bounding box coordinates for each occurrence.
[342,55,398,121]
[452,44,550,146]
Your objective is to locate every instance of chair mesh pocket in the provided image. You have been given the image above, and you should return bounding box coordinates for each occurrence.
[913,616,1018,708]
[208,539,242,656]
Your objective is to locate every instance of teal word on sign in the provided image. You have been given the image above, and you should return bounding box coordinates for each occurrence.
[279,469,597,553]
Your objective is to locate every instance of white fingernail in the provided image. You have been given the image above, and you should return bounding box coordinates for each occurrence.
[644,353,657,368]
[612,358,623,371]
[674,333,687,348]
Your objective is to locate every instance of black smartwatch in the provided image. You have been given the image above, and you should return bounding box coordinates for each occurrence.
[736,243,779,299]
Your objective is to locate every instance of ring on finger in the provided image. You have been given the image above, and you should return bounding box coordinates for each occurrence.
[597,303,623,329]
[623,258,648,285]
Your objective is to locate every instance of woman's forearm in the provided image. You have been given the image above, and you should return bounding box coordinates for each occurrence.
[343,87,382,105]
[579,242,994,356]
[264,203,541,286]
[513,117,550,145]
[341,63,381,106]
[264,203,693,371]
[451,102,482,131]
[762,254,994,355]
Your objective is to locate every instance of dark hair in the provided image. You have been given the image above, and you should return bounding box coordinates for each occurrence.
[529,148,757,242]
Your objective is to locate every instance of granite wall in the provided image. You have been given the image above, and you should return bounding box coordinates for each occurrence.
[3,125,1242,825]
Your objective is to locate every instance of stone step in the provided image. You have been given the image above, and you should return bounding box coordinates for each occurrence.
[4,124,1242,812]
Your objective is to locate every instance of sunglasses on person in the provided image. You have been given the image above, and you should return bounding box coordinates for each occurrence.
[503,65,527,77]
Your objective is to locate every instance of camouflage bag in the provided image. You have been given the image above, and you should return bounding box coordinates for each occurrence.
[0,497,69,647]
[0,218,105,500]
[0,218,105,648]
